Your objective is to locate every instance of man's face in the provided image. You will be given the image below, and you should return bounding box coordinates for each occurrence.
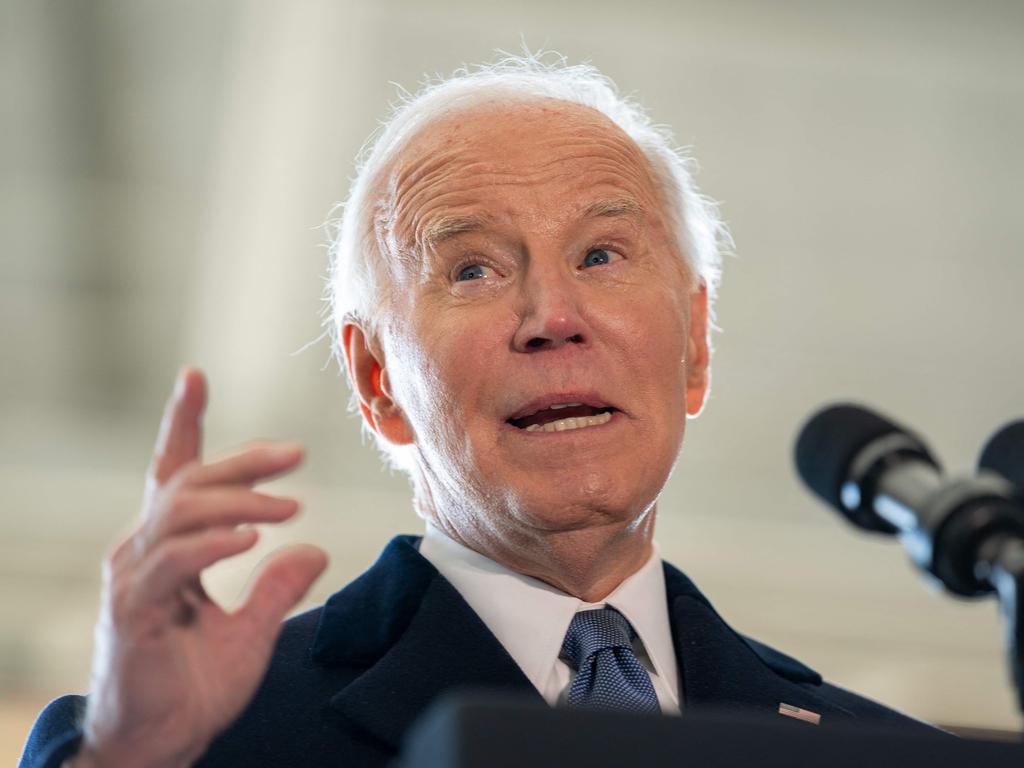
[373,98,708,543]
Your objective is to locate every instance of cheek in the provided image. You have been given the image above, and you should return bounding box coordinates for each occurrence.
[396,310,502,443]
[604,290,690,396]
[617,298,691,489]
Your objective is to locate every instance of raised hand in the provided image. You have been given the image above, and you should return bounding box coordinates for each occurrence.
[73,368,328,768]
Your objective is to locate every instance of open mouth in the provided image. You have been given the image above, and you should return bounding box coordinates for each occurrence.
[507,403,618,433]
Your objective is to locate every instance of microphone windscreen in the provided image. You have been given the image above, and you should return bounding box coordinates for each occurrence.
[978,419,1024,494]
[794,403,907,511]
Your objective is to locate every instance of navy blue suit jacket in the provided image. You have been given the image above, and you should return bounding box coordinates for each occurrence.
[20,535,933,767]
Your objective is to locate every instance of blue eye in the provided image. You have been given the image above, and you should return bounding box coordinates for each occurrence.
[456,264,487,281]
[582,248,612,268]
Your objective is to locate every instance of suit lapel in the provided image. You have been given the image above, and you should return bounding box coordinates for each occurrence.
[312,536,854,751]
[663,563,856,722]
[313,536,539,750]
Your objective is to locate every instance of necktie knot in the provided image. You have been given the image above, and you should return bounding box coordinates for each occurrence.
[560,607,636,670]
[559,607,659,713]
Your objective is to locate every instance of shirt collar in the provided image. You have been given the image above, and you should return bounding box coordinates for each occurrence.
[418,522,678,705]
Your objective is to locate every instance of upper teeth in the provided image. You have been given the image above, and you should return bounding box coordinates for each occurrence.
[524,411,612,433]
[549,402,583,410]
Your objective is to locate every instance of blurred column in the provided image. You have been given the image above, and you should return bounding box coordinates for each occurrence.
[0,1,102,415]
[185,0,375,437]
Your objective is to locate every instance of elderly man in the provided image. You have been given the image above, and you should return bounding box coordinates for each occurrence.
[21,57,929,768]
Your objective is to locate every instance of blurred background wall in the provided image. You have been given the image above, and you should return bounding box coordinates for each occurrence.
[2,0,1023,759]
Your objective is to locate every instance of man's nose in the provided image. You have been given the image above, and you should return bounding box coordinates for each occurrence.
[511,267,589,352]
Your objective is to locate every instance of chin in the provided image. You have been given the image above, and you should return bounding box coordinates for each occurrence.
[503,469,657,534]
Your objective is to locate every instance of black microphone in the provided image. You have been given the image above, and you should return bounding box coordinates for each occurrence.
[795,404,1024,597]
[979,419,1024,496]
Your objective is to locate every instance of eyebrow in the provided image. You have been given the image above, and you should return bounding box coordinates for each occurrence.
[416,197,644,251]
[417,213,494,251]
[581,197,645,220]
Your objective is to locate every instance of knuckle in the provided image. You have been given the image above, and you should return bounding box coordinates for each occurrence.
[108,582,134,626]
[105,565,147,625]
[174,459,203,485]
[155,541,188,576]
[107,532,134,564]
[110,526,150,569]
[167,489,194,519]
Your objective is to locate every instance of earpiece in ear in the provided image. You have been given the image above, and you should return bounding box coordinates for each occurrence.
[371,365,384,398]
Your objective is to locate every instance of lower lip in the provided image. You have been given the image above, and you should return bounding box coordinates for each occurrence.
[502,410,623,437]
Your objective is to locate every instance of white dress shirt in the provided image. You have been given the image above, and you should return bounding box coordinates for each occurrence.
[418,522,681,713]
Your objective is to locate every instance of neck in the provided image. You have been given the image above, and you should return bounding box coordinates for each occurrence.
[423,503,657,602]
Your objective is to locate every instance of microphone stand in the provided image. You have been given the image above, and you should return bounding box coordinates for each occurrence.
[868,468,1024,719]
[976,535,1024,716]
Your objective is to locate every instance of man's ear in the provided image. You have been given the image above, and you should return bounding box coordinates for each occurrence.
[685,283,711,417]
[342,322,415,446]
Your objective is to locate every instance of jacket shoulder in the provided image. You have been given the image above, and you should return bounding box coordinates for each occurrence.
[18,694,86,768]
[743,636,941,732]
[814,681,944,730]
[663,559,940,733]
[741,634,822,685]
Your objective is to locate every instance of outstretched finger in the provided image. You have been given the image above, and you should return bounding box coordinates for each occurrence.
[148,488,300,543]
[136,527,260,605]
[189,442,305,488]
[150,367,207,485]
[235,544,328,642]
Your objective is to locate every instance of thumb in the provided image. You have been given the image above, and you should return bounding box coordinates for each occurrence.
[236,544,329,640]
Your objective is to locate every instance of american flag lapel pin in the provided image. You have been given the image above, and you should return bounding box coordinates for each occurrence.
[778,702,821,725]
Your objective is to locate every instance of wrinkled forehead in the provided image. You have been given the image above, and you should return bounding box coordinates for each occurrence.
[372,97,668,256]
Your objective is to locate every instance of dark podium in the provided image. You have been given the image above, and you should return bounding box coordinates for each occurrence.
[400,695,1022,768]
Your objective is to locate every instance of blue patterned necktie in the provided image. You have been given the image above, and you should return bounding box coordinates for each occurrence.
[560,607,660,713]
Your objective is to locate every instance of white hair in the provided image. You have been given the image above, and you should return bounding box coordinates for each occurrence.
[323,52,729,467]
